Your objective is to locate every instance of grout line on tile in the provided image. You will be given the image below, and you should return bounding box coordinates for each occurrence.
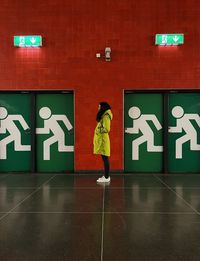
[154,175,200,215]
[5,211,196,215]
[100,186,105,261]
[0,175,57,222]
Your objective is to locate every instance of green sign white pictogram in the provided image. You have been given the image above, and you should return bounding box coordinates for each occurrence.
[14,36,42,47]
[155,34,184,45]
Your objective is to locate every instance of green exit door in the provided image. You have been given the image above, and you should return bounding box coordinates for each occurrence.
[36,93,74,172]
[124,93,163,172]
[0,94,31,172]
[0,92,74,173]
[168,93,200,173]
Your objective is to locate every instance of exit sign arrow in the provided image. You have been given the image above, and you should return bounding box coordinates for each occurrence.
[30,37,36,44]
[173,35,179,42]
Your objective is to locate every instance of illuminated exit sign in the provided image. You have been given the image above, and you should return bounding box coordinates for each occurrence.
[14,36,42,47]
[155,34,184,45]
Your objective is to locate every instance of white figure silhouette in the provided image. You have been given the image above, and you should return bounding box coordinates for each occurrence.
[19,36,25,46]
[0,107,31,159]
[36,107,74,160]
[169,106,200,159]
[161,34,168,44]
[125,106,163,160]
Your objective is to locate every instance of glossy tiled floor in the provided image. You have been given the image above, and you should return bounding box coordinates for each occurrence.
[0,174,200,260]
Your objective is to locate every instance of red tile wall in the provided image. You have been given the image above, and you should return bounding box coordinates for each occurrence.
[0,0,199,171]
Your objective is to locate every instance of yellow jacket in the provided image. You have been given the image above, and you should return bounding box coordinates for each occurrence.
[93,109,113,157]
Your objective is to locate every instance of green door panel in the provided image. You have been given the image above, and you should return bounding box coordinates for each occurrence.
[0,94,31,172]
[124,93,163,173]
[36,94,74,172]
[168,93,200,173]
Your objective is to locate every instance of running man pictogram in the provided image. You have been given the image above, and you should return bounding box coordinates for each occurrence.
[0,107,31,159]
[169,106,200,159]
[36,107,74,160]
[125,106,163,160]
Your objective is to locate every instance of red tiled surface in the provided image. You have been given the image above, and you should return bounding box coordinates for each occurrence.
[0,0,199,170]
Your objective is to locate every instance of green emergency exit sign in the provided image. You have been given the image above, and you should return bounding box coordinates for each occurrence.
[14,36,42,47]
[155,34,184,45]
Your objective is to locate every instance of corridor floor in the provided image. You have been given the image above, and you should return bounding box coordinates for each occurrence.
[0,173,200,261]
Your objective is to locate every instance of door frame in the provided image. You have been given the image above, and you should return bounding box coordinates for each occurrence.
[123,89,200,173]
[0,90,74,173]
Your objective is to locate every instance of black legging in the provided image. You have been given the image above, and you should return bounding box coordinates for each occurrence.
[101,155,110,179]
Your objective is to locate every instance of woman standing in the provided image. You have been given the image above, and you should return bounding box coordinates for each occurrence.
[93,102,113,183]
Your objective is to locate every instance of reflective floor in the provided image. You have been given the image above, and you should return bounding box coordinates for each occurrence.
[0,173,200,260]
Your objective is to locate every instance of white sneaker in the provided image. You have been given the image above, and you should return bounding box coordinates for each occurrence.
[97,176,111,183]
[97,176,105,182]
